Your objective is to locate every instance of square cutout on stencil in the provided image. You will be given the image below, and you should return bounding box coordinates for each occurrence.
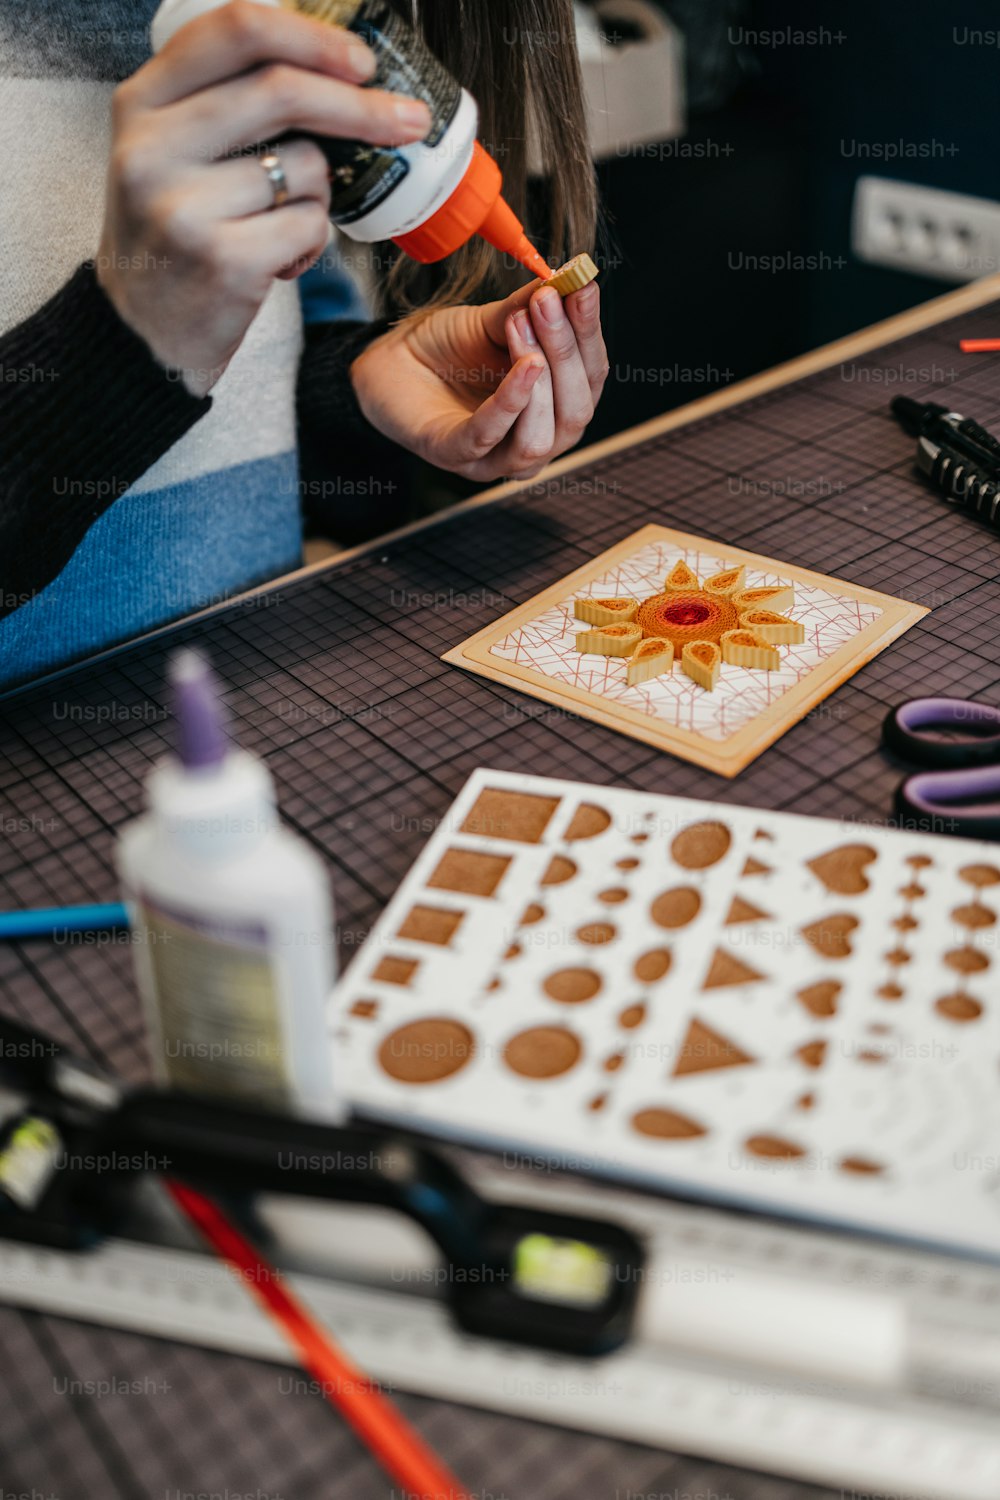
[396,905,464,947]
[427,848,512,898]
[372,956,420,987]
[460,788,560,844]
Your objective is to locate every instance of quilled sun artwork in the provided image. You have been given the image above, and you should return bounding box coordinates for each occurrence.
[575,561,797,692]
[444,525,929,775]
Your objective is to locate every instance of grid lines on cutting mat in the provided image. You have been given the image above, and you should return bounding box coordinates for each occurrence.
[1,297,999,1500]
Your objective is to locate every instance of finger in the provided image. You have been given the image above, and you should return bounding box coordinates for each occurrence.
[504,310,555,471]
[564,282,610,404]
[202,138,331,218]
[456,356,544,464]
[138,0,377,108]
[528,285,594,445]
[480,278,544,349]
[222,198,333,280]
[160,64,431,161]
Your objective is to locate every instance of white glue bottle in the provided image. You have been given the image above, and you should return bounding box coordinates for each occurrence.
[116,649,340,1120]
[149,0,553,278]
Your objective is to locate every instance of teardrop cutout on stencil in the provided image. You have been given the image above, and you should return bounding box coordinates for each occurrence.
[564,803,612,841]
[806,844,877,896]
[672,1018,755,1077]
[702,948,766,990]
[795,1040,827,1069]
[576,921,617,946]
[619,1002,647,1029]
[634,949,672,983]
[724,894,772,925]
[631,1107,707,1140]
[796,980,841,1018]
[543,968,602,1003]
[650,887,701,929]
[745,1134,807,1160]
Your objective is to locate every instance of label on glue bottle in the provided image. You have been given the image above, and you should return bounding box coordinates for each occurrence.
[138,894,291,1107]
[298,0,463,223]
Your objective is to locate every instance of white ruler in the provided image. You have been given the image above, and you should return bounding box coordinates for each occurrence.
[2,1158,1000,1500]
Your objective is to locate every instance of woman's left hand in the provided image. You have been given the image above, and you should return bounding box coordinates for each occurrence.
[350,277,609,482]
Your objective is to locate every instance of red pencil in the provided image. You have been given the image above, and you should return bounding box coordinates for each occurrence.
[167,1179,473,1500]
[959,338,1000,352]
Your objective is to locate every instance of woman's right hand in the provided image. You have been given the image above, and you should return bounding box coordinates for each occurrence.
[97,0,430,397]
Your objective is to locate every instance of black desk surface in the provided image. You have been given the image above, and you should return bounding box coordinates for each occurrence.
[3,286,1000,1499]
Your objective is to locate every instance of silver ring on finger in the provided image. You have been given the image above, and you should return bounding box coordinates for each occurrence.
[258,148,289,209]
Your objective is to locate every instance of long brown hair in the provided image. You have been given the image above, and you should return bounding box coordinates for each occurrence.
[383,0,597,312]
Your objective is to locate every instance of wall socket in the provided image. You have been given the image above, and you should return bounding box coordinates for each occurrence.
[852,175,1000,283]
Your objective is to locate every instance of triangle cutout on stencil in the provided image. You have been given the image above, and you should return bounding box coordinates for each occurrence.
[741,856,772,877]
[703,948,767,989]
[673,1018,756,1076]
[724,894,772,925]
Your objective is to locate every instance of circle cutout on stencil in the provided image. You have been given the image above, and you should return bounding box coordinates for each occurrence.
[935,992,983,1022]
[504,1026,581,1079]
[670,821,732,870]
[944,947,989,974]
[378,1018,474,1084]
[543,967,602,1003]
[650,887,701,929]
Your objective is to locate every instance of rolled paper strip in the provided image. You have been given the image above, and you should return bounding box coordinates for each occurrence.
[738,608,805,645]
[636,591,737,647]
[733,584,795,614]
[626,638,674,686]
[573,596,639,626]
[681,640,721,691]
[720,629,781,670]
[575,622,643,656]
[663,559,700,593]
[702,565,746,598]
[543,252,599,296]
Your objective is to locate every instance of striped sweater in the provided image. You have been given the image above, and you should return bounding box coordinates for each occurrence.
[0,0,399,690]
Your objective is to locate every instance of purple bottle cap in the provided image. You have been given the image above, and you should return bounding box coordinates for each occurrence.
[169,648,228,771]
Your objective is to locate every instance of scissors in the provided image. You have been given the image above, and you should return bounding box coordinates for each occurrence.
[883,696,1000,840]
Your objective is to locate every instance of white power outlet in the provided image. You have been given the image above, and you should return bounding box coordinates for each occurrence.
[852,176,1000,283]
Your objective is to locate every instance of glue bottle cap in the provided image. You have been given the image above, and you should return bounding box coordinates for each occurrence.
[170,649,228,772]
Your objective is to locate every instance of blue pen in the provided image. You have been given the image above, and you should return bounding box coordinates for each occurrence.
[0,904,130,941]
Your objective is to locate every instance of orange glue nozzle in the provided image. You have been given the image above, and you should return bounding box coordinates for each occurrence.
[393,141,553,279]
[478,192,553,279]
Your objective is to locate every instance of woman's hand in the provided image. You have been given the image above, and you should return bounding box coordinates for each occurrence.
[351,278,610,482]
[97,0,431,397]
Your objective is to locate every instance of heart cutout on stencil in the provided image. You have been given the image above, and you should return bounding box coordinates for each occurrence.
[800,913,859,960]
[796,979,841,1018]
[807,844,877,896]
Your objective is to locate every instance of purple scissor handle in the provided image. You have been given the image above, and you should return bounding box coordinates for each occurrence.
[883,697,1000,839]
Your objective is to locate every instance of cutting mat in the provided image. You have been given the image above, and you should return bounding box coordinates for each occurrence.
[2,286,1000,1498]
